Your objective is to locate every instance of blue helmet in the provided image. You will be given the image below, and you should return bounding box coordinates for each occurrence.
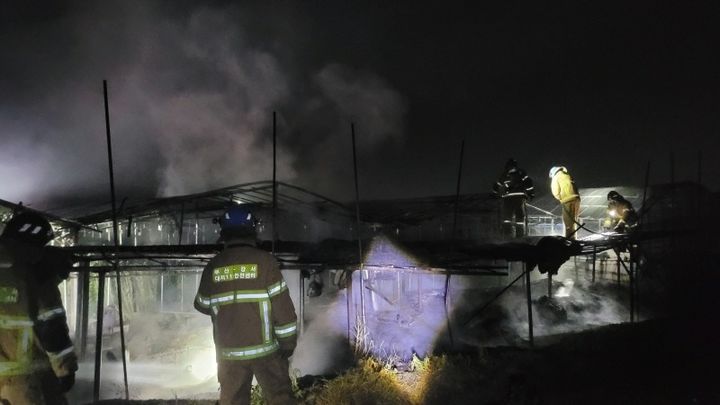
[220,205,255,232]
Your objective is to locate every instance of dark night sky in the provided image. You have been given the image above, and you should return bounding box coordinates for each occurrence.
[1,1,719,211]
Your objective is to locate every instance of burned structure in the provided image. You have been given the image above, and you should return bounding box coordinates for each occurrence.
[1,180,717,401]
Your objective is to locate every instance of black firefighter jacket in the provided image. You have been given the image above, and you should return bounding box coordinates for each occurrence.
[0,241,77,379]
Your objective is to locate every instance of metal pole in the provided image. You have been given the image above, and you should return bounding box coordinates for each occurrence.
[346,270,352,342]
[641,161,650,219]
[298,272,305,335]
[76,264,90,360]
[445,139,464,348]
[592,246,596,283]
[451,139,465,238]
[524,263,534,347]
[102,80,129,400]
[272,111,278,254]
[443,272,454,347]
[632,248,638,321]
[628,257,635,322]
[351,123,365,325]
[93,271,105,401]
[177,202,185,245]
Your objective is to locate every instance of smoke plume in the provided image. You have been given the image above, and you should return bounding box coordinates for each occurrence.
[0,2,407,208]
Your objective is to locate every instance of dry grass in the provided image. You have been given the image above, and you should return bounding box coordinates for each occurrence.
[309,357,413,405]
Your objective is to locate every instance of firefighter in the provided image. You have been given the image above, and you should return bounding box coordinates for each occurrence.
[0,211,77,404]
[604,190,638,233]
[194,206,297,405]
[493,158,535,238]
[549,166,581,239]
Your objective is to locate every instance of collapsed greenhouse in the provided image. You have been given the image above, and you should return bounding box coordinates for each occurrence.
[0,180,717,402]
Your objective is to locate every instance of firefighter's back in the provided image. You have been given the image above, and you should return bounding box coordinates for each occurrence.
[200,245,280,355]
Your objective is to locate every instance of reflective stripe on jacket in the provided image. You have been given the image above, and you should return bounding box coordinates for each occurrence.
[0,241,78,378]
[493,168,535,199]
[195,243,297,361]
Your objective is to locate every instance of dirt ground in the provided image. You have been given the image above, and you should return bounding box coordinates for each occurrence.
[85,315,720,404]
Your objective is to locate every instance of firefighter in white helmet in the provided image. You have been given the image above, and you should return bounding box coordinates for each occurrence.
[549,166,581,239]
[195,205,297,405]
[0,211,77,404]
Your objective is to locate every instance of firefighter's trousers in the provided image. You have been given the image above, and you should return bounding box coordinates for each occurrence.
[0,370,67,405]
[561,198,581,239]
[501,196,527,238]
[218,352,295,405]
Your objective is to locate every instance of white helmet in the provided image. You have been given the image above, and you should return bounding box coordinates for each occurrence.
[548,166,563,178]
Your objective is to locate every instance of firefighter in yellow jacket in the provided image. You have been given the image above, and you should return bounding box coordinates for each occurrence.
[549,166,581,239]
[195,206,297,405]
[1,211,77,404]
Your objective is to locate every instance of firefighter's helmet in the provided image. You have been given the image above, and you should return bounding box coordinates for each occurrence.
[505,158,518,171]
[548,166,563,178]
[219,205,256,240]
[1,211,54,246]
[607,190,621,201]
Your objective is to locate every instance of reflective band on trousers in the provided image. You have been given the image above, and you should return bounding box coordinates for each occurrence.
[47,346,75,362]
[220,341,279,360]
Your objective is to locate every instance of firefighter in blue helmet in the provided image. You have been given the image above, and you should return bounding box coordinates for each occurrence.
[195,206,297,405]
[0,211,77,404]
[493,158,535,238]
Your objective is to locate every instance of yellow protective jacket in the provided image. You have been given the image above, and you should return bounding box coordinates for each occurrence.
[194,242,297,361]
[550,167,580,203]
[0,241,77,379]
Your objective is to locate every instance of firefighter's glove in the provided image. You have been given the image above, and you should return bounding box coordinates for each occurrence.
[59,372,75,393]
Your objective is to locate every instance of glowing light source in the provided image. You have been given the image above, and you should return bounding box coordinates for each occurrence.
[187,348,217,381]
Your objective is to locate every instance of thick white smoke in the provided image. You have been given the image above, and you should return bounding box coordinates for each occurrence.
[123,8,296,196]
[0,2,408,207]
